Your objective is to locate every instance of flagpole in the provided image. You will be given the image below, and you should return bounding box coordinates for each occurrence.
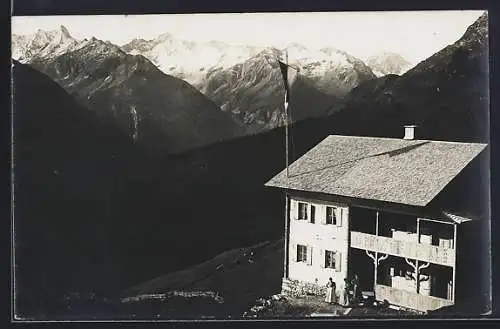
[285,50,289,179]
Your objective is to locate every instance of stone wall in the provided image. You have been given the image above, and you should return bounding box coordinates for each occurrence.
[281,278,326,298]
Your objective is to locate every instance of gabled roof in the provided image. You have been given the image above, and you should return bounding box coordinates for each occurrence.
[265,135,487,207]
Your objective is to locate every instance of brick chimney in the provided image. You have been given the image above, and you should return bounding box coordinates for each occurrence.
[403,125,418,140]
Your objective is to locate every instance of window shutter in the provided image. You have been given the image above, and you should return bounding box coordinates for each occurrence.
[335,252,342,272]
[320,206,327,225]
[319,249,325,268]
[336,208,343,227]
[290,200,298,220]
[307,246,313,266]
[309,205,316,224]
[290,243,297,262]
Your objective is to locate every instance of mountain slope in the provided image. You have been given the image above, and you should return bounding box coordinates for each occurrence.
[13,60,145,317]
[122,240,284,317]
[331,12,489,143]
[28,37,244,153]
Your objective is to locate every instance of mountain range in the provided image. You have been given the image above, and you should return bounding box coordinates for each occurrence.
[19,32,244,154]
[121,35,377,96]
[122,37,377,131]
[121,34,263,88]
[13,27,378,136]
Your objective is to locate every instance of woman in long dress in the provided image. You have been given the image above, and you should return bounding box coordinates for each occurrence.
[325,278,336,304]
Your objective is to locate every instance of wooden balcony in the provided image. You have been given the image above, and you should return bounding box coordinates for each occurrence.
[350,231,456,267]
[375,284,453,312]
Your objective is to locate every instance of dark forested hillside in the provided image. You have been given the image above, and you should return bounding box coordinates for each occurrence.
[13,60,142,316]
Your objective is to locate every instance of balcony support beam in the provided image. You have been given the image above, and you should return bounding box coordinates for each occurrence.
[418,217,454,226]
[378,253,388,265]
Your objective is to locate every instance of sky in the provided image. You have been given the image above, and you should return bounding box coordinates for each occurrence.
[12,10,485,65]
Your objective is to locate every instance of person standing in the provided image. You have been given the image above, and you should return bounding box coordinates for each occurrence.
[352,274,361,304]
[339,278,350,306]
[325,278,336,304]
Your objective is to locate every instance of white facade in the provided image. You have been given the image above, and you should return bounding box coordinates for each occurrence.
[287,195,350,289]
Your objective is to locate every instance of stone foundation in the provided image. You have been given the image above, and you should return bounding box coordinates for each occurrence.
[281,278,326,298]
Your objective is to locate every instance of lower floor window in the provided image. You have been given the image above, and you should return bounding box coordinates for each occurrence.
[297,244,308,262]
[325,250,337,269]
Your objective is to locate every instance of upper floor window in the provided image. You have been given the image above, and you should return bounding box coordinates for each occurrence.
[326,206,337,225]
[298,202,308,220]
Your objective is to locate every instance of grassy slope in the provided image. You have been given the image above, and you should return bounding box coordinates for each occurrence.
[124,239,284,315]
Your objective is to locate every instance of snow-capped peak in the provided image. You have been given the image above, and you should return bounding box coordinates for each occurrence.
[366,51,412,76]
[13,25,80,62]
[30,25,73,45]
[286,42,308,52]
[157,32,174,42]
[59,25,72,39]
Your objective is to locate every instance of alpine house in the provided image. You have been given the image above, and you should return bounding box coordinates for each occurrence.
[265,126,489,313]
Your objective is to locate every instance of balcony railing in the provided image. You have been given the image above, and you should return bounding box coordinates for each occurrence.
[350,231,455,267]
[375,284,453,312]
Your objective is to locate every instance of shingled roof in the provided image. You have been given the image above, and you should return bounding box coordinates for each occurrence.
[265,135,487,207]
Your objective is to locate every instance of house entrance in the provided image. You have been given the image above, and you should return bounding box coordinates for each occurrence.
[349,248,376,292]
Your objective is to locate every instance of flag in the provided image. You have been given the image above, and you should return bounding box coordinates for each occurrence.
[278,60,299,104]
[278,57,299,179]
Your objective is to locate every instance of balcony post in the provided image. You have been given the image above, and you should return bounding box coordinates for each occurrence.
[416,217,420,294]
[284,193,289,279]
[374,211,379,290]
[417,218,420,243]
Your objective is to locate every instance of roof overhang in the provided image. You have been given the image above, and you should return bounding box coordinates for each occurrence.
[441,211,477,224]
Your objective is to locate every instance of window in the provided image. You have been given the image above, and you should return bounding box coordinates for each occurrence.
[297,244,308,262]
[298,202,308,220]
[325,250,337,269]
[326,206,337,225]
